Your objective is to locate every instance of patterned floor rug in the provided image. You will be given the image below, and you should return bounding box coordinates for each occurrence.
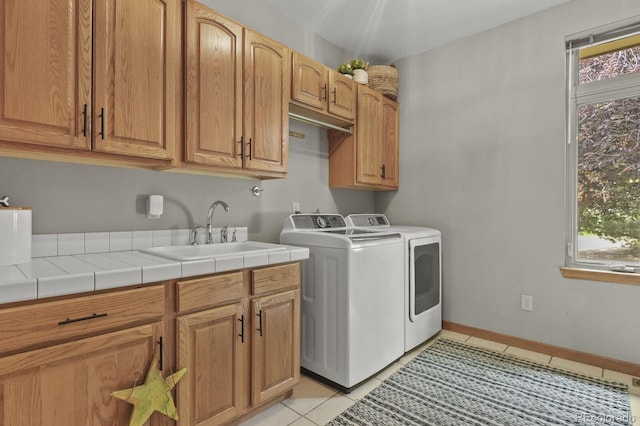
[328,339,633,426]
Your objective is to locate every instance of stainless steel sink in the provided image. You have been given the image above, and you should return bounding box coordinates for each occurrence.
[141,241,287,261]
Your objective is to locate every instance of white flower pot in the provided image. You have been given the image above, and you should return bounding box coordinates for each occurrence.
[353,69,368,84]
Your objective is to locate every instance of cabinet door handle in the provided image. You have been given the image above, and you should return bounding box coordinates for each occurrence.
[82,104,88,137]
[246,138,252,160]
[256,310,263,336]
[98,107,105,140]
[58,312,107,325]
[238,314,245,343]
[332,87,337,105]
[238,137,244,158]
[158,336,164,371]
[381,164,386,179]
[322,84,327,101]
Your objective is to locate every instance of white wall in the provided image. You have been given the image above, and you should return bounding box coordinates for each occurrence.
[0,0,374,243]
[377,0,640,363]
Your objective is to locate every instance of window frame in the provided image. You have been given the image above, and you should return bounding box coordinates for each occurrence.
[565,29,640,273]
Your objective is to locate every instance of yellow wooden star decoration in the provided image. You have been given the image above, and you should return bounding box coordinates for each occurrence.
[111,354,187,426]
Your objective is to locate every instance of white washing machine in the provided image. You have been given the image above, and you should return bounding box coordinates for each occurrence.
[280,214,405,392]
[346,214,442,352]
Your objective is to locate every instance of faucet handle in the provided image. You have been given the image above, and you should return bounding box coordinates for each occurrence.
[231,228,237,242]
[191,226,204,245]
[220,225,229,243]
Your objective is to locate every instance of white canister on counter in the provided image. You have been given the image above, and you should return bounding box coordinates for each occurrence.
[0,207,32,266]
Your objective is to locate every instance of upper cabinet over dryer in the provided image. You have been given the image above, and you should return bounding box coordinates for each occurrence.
[0,0,179,165]
[184,1,290,178]
[290,52,356,126]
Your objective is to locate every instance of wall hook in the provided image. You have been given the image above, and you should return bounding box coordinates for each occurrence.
[250,186,264,197]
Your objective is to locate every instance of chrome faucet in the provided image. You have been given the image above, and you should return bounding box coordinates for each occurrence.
[206,200,230,244]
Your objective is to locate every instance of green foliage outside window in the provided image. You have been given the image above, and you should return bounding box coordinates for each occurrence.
[578,47,640,250]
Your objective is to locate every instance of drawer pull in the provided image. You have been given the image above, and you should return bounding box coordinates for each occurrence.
[58,312,107,326]
[238,314,245,343]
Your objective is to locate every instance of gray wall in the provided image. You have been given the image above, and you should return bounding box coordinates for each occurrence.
[377,0,640,363]
[0,0,374,243]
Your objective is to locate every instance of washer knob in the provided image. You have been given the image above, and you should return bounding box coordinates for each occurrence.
[317,216,327,228]
[368,217,376,225]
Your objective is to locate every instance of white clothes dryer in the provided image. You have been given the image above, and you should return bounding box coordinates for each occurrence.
[280,214,405,392]
[346,214,442,352]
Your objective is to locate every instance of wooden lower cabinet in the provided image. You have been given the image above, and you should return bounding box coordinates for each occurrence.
[177,303,248,426]
[176,263,301,425]
[0,262,301,426]
[0,321,164,426]
[251,289,300,405]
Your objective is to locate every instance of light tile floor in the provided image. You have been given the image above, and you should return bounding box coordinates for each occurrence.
[239,330,640,425]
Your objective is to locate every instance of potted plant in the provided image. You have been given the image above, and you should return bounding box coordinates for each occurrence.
[350,58,369,84]
[337,62,354,78]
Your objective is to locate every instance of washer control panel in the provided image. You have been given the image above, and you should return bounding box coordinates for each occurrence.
[346,214,390,228]
[291,214,347,230]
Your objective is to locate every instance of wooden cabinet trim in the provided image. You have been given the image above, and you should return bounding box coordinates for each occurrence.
[176,271,244,313]
[251,263,300,296]
[0,285,164,355]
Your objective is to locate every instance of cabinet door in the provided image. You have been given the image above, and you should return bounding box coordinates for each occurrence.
[243,29,290,174]
[251,289,300,405]
[177,303,247,426]
[356,86,384,186]
[0,0,91,150]
[93,0,178,160]
[381,98,399,189]
[185,1,243,169]
[291,52,327,111]
[328,71,356,121]
[0,322,164,426]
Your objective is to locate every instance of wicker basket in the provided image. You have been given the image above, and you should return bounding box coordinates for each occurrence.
[367,65,399,101]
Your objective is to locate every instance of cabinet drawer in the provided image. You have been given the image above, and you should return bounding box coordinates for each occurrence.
[0,285,164,355]
[251,263,300,296]
[176,271,244,313]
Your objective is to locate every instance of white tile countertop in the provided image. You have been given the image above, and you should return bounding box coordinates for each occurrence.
[0,227,309,305]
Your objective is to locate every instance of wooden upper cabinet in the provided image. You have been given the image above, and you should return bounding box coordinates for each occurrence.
[92,0,177,160]
[328,84,399,190]
[183,2,289,177]
[381,97,400,188]
[243,29,290,174]
[0,0,92,150]
[185,1,243,169]
[0,0,177,164]
[291,53,327,111]
[356,87,384,186]
[291,51,355,123]
[328,71,357,121]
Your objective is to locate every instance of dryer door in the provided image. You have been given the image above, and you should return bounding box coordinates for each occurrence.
[409,236,441,322]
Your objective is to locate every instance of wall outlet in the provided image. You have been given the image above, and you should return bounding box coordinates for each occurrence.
[632,377,640,387]
[521,294,533,312]
[292,202,300,213]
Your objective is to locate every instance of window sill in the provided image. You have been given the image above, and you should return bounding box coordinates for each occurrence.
[560,267,640,286]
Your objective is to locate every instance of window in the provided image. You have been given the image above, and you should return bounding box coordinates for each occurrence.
[566,23,640,272]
